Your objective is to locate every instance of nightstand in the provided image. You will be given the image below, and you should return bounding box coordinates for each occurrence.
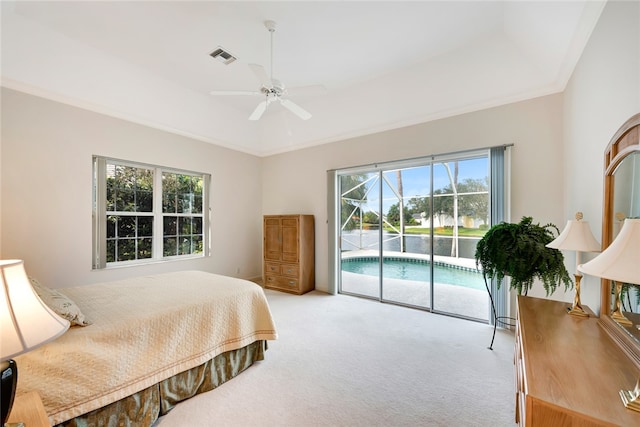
[6,391,51,427]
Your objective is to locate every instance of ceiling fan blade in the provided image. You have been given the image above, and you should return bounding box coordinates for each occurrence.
[280,99,312,120]
[248,63,271,88]
[249,100,269,121]
[210,90,262,96]
[285,84,327,97]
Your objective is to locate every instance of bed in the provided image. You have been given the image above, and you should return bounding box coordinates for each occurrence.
[13,270,278,426]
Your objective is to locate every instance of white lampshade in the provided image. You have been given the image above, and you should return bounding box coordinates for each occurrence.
[0,260,70,360]
[546,216,601,252]
[578,218,640,285]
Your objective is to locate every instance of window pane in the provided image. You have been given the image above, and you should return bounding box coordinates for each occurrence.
[193,235,203,254]
[107,163,153,213]
[193,195,203,214]
[117,239,136,261]
[179,237,192,255]
[138,190,153,212]
[163,237,177,256]
[163,193,176,213]
[162,173,177,192]
[106,239,116,263]
[164,216,177,236]
[193,217,203,234]
[163,172,204,215]
[118,189,135,212]
[106,216,117,238]
[137,168,153,190]
[179,217,192,235]
[105,215,153,263]
[106,186,116,211]
[178,194,194,214]
[138,217,153,237]
[177,175,191,193]
[118,216,136,238]
[138,238,152,259]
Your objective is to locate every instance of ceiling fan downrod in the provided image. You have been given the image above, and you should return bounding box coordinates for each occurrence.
[265,20,276,83]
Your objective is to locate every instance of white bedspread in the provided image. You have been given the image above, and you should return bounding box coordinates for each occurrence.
[14,271,278,425]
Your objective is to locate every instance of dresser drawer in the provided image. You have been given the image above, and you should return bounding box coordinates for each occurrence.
[265,274,299,290]
[264,274,279,286]
[265,263,280,275]
[280,264,299,277]
[277,276,299,289]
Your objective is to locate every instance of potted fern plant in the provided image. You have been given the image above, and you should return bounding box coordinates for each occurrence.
[475,216,572,296]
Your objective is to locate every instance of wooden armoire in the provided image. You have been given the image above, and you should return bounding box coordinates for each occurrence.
[263,215,315,294]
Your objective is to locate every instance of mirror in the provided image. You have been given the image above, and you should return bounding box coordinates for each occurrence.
[600,113,640,368]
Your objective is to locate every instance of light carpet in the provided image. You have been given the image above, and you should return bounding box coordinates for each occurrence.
[155,290,516,426]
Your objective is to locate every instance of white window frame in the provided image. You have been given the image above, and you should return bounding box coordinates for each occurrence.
[92,156,211,269]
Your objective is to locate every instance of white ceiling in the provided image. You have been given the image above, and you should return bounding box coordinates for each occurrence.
[1,1,605,156]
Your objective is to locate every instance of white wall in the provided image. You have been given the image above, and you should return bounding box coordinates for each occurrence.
[0,88,263,288]
[562,0,640,314]
[262,94,566,302]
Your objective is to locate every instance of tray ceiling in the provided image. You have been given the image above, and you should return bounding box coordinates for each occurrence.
[1,1,605,156]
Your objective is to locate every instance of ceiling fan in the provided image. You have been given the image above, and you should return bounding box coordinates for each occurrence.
[210,20,325,121]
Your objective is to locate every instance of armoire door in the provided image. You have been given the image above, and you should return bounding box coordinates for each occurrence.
[281,217,299,262]
[264,217,282,261]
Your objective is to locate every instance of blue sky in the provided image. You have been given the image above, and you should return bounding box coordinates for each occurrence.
[343,156,489,214]
[377,157,488,210]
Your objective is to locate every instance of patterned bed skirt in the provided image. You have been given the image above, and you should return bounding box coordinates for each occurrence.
[56,340,267,427]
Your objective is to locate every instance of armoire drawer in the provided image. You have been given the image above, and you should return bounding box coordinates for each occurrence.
[265,263,280,275]
[265,274,299,290]
[280,264,299,277]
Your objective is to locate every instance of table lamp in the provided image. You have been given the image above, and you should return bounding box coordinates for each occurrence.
[1,260,70,425]
[546,212,600,317]
[578,218,640,412]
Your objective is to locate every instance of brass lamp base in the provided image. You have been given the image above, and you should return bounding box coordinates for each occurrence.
[612,311,633,327]
[567,274,589,317]
[620,379,640,412]
[611,281,633,326]
[567,304,589,317]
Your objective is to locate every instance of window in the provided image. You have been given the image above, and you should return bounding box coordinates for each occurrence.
[93,157,210,269]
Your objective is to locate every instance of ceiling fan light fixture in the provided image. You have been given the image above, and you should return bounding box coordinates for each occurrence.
[209,47,237,65]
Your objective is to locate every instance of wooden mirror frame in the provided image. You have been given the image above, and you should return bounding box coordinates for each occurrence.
[599,113,640,370]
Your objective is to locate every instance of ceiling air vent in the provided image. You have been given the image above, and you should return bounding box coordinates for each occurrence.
[209,47,237,65]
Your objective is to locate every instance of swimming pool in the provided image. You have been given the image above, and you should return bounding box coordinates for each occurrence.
[341,257,485,290]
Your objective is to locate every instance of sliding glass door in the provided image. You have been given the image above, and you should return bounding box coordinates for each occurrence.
[337,151,493,321]
[430,158,489,318]
[340,172,381,298]
[380,166,431,308]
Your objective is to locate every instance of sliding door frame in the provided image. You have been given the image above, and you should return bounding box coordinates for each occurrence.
[328,144,512,323]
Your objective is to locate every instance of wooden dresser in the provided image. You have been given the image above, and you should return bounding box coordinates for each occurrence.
[7,391,51,427]
[515,296,640,426]
[263,214,314,294]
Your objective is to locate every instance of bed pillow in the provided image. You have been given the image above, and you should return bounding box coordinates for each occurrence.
[29,277,91,326]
